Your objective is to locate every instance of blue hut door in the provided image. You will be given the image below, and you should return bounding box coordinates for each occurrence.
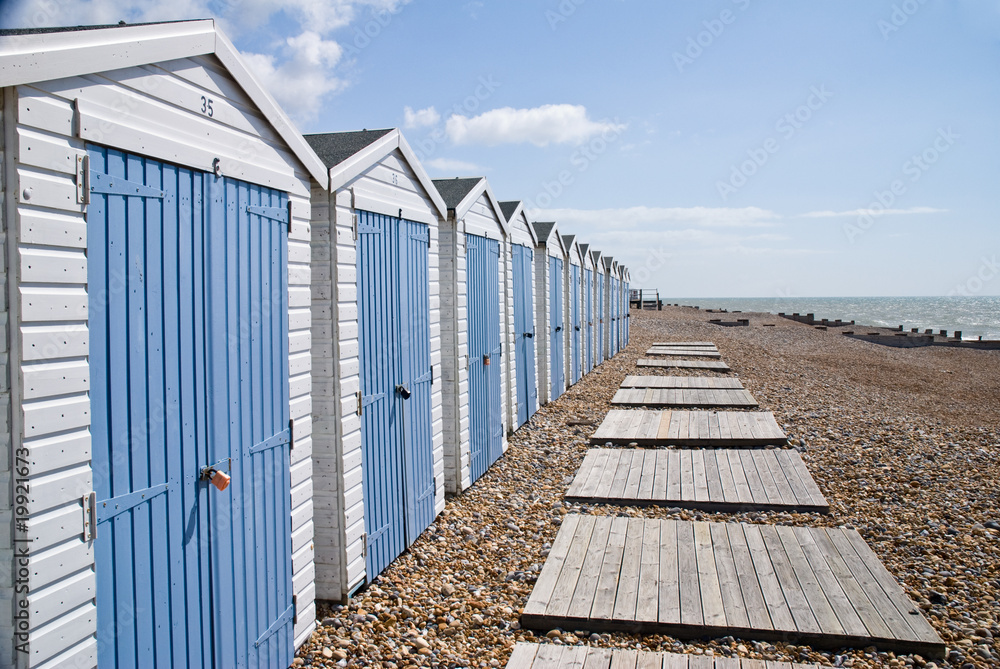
[512,244,537,427]
[88,146,292,669]
[548,256,564,400]
[357,211,436,580]
[584,269,593,371]
[597,273,604,362]
[570,264,581,383]
[466,234,503,482]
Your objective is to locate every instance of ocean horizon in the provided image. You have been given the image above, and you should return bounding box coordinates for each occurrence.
[662,296,1000,340]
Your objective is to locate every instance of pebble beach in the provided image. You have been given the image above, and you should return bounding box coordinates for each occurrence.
[294,306,1000,669]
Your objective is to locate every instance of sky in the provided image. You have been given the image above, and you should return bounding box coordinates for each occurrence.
[3,0,999,297]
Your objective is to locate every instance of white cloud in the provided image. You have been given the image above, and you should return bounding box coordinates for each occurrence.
[425,158,483,173]
[799,206,947,218]
[530,206,780,229]
[446,104,626,147]
[2,0,410,124]
[404,106,441,129]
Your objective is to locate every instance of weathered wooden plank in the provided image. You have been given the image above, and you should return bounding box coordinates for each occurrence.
[635,519,660,623]
[636,359,731,371]
[547,515,599,617]
[566,449,829,513]
[612,518,645,621]
[658,519,680,624]
[759,525,822,634]
[710,522,750,628]
[621,376,744,390]
[728,522,774,631]
[676,520,703,625]
[566,515,615,619]
[590,516,629,620]
[523,514,581,615]
[591,411,785,446]
[742,523,796,631]
[776,525,844,636]
[693,521,727,627]
[506,646,825,669]
[645,348,722,358]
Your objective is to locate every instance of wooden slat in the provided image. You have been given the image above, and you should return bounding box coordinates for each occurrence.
[506,645,825,669]
[566,449,830,513]
[637,359,731,371]
[621,376,744,390]
[521,516,946,656]
[591,411,786,446]
[645,348,722,358]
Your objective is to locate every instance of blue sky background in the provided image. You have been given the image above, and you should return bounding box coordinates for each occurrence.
[4,0,999,296]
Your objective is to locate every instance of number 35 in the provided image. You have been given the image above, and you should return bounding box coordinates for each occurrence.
[200,95,214,117]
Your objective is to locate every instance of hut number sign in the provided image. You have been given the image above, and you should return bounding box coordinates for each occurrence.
[200,95,215,117]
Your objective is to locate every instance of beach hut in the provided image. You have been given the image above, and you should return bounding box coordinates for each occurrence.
[305,129,447,600]
[602,256,618,357]
[499,201,540,430]
[579,243,595,373]
[622,266,631,346]
[432,177,511,493]
[591,249,606,364]
[612,260,622,354]
[0,20,327,667]
[531,222,568,404]
[561,235,584,385]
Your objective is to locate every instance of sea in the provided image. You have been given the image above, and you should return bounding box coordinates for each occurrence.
[666,296,1000,340]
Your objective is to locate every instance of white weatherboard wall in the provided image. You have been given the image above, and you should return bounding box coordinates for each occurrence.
[439,186,509,493]
[503,204,537,432]
[310,137,446,600]
[0,90,12,663]
[0,23,323,667]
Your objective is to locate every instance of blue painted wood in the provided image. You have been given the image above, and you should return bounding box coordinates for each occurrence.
[549,257,564,400]
[597,273,604,363]
[570,264,581,384]
[89,146,292,669]
[511,244,536,427]
[466,234,503,483]
[356,211,436,581]
[584,269,593,372]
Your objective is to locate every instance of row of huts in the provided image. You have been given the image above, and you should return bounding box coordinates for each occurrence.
[0,20,631,669]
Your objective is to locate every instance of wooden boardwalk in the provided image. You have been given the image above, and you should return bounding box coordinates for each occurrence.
[612,388,758,408]
[507,644,820,669]
[637,359,731,371]
[566,448,829,513]
[521,515,945,656]
[646,348,722,358]
[591,410,786,446]
[652,342,716,347]
[622,375,744,389]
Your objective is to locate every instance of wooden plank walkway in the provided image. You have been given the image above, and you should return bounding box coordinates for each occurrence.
[652,342,716,347]
[622,375,744,389]
[637,359,731,371]
[566,448,829,513]
[646,348,722,358]
[507,644,821,669]
[591,410,786,446]
[612,388,758,408]
[521,515,945,657]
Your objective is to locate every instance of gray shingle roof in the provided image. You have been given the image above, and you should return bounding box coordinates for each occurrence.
[561,234,576,249]
[603,256,615,270]
[304,129,394,169]
[499,201,521,223]
[432,177,483,209]
[531,222,556,244]
[578,243,590,257]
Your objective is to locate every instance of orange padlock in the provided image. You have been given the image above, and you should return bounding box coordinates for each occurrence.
[483,355,490,366]
[210,469,231,492]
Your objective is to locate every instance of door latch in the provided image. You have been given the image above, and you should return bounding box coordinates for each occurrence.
[200,460,232,492]
[523,332,533,338]
[483,355,491,366]
[395,384,412,400]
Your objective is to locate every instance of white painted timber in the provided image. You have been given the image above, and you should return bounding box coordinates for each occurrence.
[309,131,446,600]
[1,23,322,665]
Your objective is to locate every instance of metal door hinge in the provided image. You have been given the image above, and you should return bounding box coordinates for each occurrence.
[352,213,358,240]
[292,594,298,624]
[288,418,295,450]
[83,491,97,541]
[361,533,368,559]
[356,390,363,416]
[75,154,90,205]
[287,200,294,235]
